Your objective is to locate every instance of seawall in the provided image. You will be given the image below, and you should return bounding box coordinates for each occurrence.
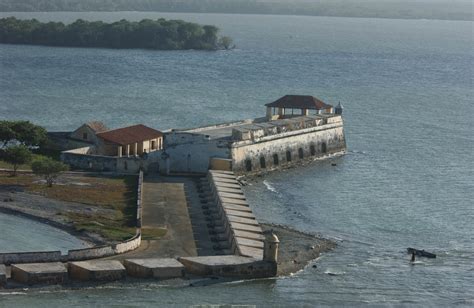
[231,115,346,174]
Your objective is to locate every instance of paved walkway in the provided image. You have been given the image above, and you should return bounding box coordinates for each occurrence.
[112,176,198,259]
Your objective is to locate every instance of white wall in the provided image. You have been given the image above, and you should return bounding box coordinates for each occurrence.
[162,132,230,173]
[231,121,346,173]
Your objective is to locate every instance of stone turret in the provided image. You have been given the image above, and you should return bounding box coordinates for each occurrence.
[263,230,280,263]
[335,102,343,115]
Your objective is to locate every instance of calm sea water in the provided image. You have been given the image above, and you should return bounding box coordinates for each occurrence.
[0,214,89,253]
[0,12,473,307]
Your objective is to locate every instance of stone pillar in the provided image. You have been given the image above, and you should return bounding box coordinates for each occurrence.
[278,107,284,116]
[117,146,122,157]
[126,144,130,157]
[266,106,273,120]
[134,143,138,156]
[263,230,280,263]
[303,109,309,116]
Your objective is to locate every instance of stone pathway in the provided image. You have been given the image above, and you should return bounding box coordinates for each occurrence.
[112,176,198,259]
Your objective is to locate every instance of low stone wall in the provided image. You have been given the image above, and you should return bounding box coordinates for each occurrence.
[61,149,118,172]
[0,171,144,265]
[66,245,115,262]
[206,170,264,260]
[0,251,62,265]
[113,231,141,254]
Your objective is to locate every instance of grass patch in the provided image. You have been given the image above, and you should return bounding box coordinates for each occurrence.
[0,171,140,242]
[141,227,167,240]
[0,153,58,170]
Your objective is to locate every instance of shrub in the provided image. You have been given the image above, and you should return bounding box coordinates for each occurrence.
[3,145,32,176]
[31,157,68,187]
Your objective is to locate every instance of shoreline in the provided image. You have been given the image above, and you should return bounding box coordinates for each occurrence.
[0,206,336,278]
[261,223,336,276]
[0,10,470,22]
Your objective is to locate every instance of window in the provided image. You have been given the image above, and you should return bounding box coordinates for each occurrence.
[245,159,252,172]
[260,156,266,168]
[83,132,88,140]
[286,151,292,162]
[298,148,304,159]
[321,142,327,154]
[310,145,316,156]
[273,154,279,165]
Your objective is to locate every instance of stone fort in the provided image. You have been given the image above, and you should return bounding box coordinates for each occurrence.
[59,95,346,174]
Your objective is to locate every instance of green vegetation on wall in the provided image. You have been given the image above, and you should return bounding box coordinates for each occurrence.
[0,17,234,50]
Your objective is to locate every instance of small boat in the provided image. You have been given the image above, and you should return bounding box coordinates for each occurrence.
[407,247,436,258]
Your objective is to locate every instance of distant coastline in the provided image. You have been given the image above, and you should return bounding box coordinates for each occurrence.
[0,0,471,21]
[0,17,234,50]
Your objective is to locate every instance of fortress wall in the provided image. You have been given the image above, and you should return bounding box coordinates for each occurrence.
[231,122,346,174]
[163,132,230,174]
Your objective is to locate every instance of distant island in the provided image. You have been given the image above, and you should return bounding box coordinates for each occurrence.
[0,17,234,50]
[0,0,471,21]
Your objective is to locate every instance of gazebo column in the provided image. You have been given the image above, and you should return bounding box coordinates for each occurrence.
[126,144,130,157]
[134,143,138,156]
[266,107,272,120]
[117,146,122,157]
[278,107,284,116]
[303,108,309,116]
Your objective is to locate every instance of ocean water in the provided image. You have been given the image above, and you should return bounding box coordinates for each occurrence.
[0,12,473,307]
[0,214,89,253]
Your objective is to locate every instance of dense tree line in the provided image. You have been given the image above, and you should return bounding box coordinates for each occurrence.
[0,0,471,21]
[0,17,234,50]
[0,120,47,147]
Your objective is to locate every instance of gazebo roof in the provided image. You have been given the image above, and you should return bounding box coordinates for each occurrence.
[265,95,333,110]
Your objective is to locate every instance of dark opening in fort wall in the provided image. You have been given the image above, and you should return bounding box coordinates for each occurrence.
[231,116,346,174]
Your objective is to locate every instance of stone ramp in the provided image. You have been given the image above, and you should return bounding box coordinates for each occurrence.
[113,178,197,259]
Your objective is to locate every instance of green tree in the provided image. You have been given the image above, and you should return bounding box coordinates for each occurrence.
[0,121,16,147]
[9,121,47,147]
[3,145,32,176]
[0,17,232,51]
[31,157,68,187]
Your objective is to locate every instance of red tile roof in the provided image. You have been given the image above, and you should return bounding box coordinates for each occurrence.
[97,124,163,145]
[265,95,333,110]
